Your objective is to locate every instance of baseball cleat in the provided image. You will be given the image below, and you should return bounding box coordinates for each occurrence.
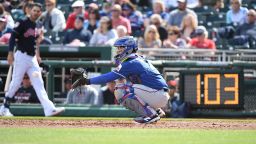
[156,108,166,118]
[0,105,13,117]
[133,114,160,124]
[46,107,65,117]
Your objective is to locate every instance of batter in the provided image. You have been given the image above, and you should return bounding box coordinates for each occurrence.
[0,3,65,117]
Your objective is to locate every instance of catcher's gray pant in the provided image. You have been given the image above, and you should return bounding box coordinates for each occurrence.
[5,51,56,116]
[115,83,170,117]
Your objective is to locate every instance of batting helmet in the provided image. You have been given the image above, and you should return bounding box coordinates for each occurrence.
[114,36,138,65]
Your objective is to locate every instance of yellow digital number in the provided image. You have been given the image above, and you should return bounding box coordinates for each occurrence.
[224,74,239,104]
[194,73,239,105]
[204,74,220,105]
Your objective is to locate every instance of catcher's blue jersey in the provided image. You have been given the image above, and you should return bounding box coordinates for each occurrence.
[90,55,168,90]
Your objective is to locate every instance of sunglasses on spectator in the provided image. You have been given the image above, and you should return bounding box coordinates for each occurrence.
[45,3,53,7]
[169,32,177,35]
[112,10,119,12]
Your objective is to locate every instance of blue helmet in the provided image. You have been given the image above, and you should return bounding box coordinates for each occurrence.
[114,36,138,65]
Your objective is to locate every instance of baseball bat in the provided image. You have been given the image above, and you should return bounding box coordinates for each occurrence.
[4,46,16,92]
[4,65,13,92]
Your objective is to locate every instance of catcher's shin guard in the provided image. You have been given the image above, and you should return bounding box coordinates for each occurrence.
[114,83,156,117]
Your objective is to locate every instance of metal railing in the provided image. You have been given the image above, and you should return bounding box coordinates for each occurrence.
[138,48,256,62]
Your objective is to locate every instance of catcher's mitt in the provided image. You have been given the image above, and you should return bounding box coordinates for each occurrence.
[70,68,89,89]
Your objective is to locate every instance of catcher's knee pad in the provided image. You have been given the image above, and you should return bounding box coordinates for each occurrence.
[114,83,156,117]
[114,83,133,102]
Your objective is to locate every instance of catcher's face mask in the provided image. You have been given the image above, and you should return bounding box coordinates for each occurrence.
[113,36,138,65]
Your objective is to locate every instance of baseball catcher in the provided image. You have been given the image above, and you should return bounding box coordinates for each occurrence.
[70,36,170,124]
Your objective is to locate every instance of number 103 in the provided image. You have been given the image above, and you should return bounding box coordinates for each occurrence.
[196,74,239,105]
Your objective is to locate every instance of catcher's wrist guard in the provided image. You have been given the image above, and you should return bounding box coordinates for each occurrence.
[70,68,89,89]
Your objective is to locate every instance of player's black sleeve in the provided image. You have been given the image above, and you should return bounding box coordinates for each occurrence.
[13,19,24,35]
[8,20,24,52]
[8,32,16,52]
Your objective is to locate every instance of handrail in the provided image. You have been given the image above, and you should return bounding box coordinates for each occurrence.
[1,60,256,68]
[1,60,256,101]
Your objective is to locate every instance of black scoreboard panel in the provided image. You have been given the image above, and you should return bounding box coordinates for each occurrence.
[180,70,244,109]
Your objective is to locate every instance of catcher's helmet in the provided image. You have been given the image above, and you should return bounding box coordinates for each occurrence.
[114,36,138,65]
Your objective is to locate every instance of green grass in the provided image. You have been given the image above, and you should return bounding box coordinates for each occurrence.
[2,116,256,122]
[1,117,256,144]
[0,127,256,144]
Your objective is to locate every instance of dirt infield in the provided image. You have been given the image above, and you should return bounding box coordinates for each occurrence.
[1,118,256,129]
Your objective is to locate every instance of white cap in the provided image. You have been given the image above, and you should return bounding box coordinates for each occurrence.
[177,0,186,3]
[72,0,85,7]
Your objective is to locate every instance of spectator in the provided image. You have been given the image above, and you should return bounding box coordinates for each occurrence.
[163,0,200,9]
[111,4,132,34]
[86,3,99,11]
[36,24,53,45]
[0,16,12,45]
[163,0,179,10]
[10,1,34,21]
[83,8,100,34]
[99,2,112,17]
[180,13,197,42]
[116,25,128,38]
[113,0,127,5]
[89,16,118,46]
[121,2,143,36]
[232,9,256,47]
[163,26,187,48]
[63,15,92,46]
[2,0,14,13]
[65,0,88,30]
[13,74,39,103]
[0,15,12,37]
[58,77,72,99]
[167,78,190,118]
[150,14,168,42]
[138,25,161,48]
[0,33,11,45]
[99,81,117,105]
[168,0,197,27]
[236,10,256,36]
[131,0,151,9]
[213,0,225,12]
[167,79,179,100]
[189,26,216,49]
[146,0,169,22]
[226,0,248,25]
[107,25,128,45]
[65,85,99,105]
[40,0,66,33]
[0,3,14,29]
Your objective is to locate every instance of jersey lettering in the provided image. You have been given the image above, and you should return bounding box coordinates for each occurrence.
[24,28,36,38]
